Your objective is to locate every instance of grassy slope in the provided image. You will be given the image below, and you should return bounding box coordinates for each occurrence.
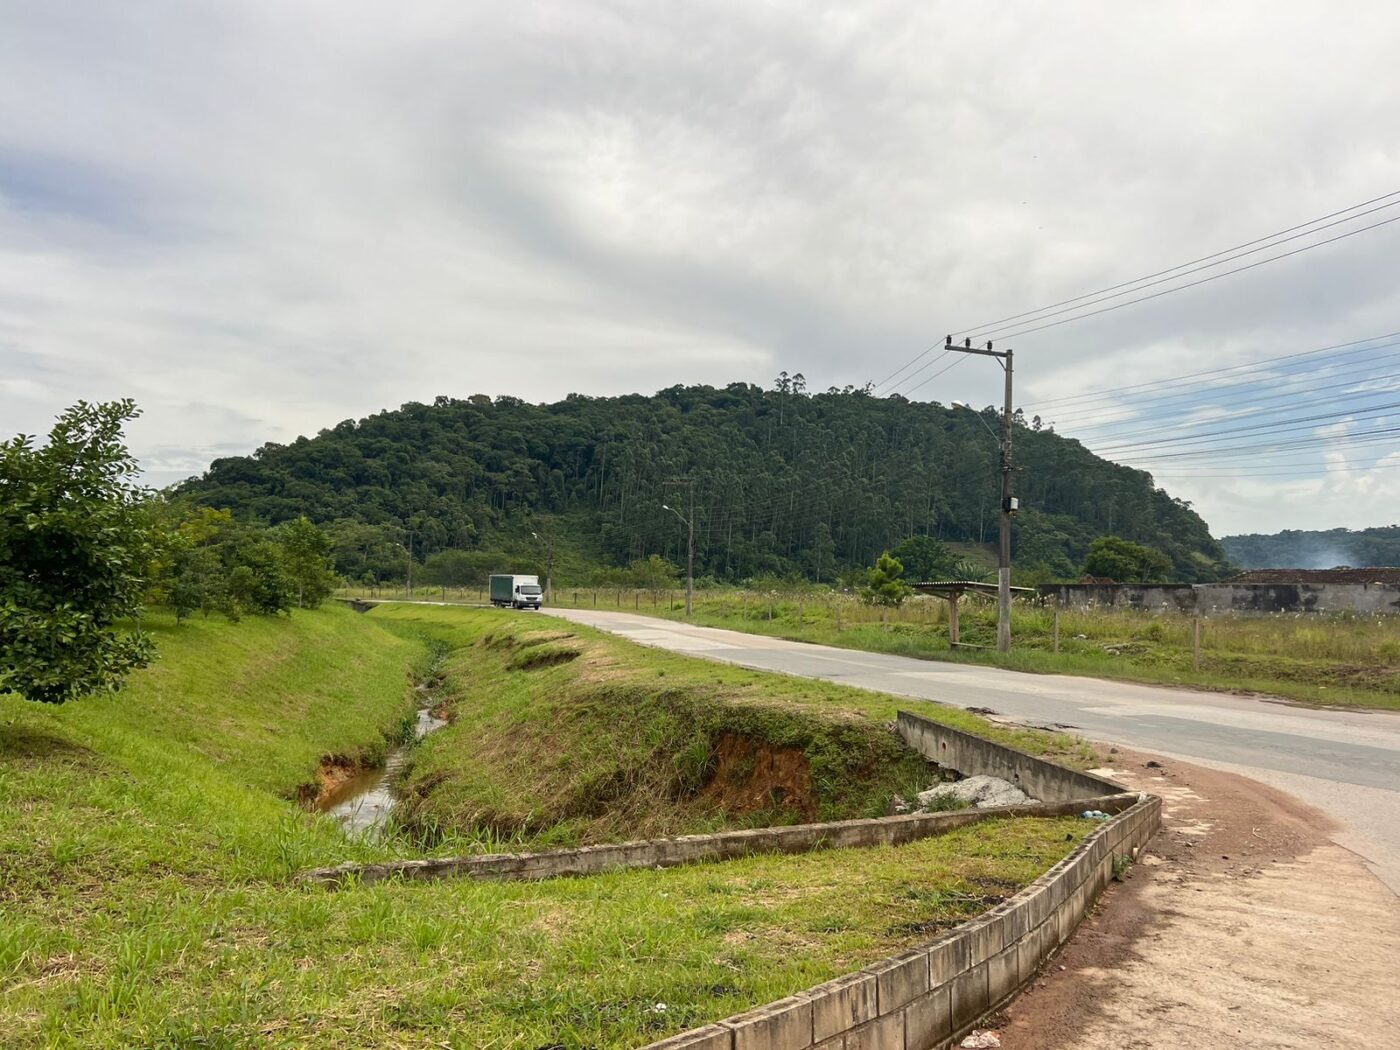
[1,605,1087,1048]
[544,590,1400,711]
[375,605,1097,852]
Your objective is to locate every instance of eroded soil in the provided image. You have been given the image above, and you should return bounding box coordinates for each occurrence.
[700,732,817,819]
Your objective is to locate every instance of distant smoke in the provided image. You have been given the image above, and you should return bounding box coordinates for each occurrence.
[1290,545,1354,570]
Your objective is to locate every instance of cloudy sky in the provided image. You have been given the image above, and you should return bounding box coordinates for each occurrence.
[3,1,1399,536]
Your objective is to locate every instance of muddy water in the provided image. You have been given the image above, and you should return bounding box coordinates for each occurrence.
[318,707,446,835]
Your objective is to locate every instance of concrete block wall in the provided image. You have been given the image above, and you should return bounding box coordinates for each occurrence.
[642,795,1161,1050]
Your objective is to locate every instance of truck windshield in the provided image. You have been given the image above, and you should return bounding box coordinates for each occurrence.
[518,585,542,594]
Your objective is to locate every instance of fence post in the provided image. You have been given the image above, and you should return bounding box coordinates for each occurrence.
[1193,615,1202,671]
[797,600,803,624]
[635,591,639,610]
[882,608,889,632]
[1053,609,1060,654]
[835,604,842,631]
[768,601,774,621]
[743,595,749,620]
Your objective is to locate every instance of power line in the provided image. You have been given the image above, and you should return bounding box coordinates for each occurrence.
[1151,459,1400,480]
[878,349,952,395]
[1022,330,1400,411]
[871,191,1400,390]
[954,190,1400,340]
[965,197,1400,341]
[1054,365,1400,443]
[988,212,1400,341]
[874,344,947,392]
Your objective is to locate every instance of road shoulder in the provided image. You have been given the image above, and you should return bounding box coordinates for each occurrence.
[995,750,1400,1048]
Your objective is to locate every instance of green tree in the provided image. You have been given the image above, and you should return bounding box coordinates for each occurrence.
[170,547,226,621]
[889,535,956,581]
[805,521,836,582]
[629,554,680,589]
[223,535,295,615]
[1083,536,1174,582]
[276,516,336,608]
[0,400,155,704]
[861,551,913,607]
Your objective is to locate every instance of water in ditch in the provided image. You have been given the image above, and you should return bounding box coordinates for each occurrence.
[317,707,447,836]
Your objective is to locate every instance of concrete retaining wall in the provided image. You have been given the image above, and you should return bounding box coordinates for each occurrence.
[1041,581,1400,616]
[1038,583,1197,614]
[645,795,1160,1050]
[299,793,1136,887]
[896,711,1123,804]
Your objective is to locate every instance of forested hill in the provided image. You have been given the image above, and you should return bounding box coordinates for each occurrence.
[1221,526,1400,569]
[177,381,1228,583]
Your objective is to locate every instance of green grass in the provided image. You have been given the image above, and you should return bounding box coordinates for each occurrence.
[372,605,1096,853]
[376,608,939,849]
[540,587,1400,711]
[0,604,1089,1048]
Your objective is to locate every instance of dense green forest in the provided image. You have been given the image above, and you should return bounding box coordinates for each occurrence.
[177,379,1230,584]
[1221,526,1400,569]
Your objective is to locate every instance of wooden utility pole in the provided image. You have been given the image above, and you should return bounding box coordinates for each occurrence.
[948,336,1016,652]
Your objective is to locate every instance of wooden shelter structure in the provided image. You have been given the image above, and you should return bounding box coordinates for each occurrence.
[912,580,1035,647]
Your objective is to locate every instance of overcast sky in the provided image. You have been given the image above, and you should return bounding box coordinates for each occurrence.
[3,2,1399,536]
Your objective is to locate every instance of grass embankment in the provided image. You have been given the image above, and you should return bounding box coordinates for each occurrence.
[372,604,1096,852]
[391,609,924,848]
[541,588,1400,711]
[2,604,1088,1048]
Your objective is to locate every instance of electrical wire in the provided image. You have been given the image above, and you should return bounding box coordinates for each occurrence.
[965,199,1400,342]
[870,191,1400,390]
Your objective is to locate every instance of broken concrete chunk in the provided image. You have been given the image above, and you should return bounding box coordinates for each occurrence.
[916,774,1035,810]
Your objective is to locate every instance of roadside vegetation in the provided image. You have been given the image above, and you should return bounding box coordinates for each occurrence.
[535,588,1400,711]
[367,605,1094,851]
[2,602,1094,1048]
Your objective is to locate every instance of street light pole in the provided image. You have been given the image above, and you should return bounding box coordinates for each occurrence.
[661,495,694,618]
[949,337,1016,653]
[531,530,554,603]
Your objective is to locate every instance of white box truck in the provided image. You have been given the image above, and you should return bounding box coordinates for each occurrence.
[489,574,543,610]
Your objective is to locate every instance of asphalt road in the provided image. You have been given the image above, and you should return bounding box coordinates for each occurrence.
[549,608,1400,893]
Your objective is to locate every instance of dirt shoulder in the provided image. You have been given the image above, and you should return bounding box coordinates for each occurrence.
[995,749,1400,1049]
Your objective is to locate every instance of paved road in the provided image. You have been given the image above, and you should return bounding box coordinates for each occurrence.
[550,608,1400,892]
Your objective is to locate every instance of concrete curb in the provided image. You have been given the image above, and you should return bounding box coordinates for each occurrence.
[298,703,1160,1050]
[644,794,1161,1050]
[637,712,1162,1050]
[297,792,1138,887]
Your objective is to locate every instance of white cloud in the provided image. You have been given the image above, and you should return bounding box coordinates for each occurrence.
[2,1,1400,534]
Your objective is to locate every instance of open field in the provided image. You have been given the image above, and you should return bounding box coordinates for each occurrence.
[0,604,1090,1048]
[505,587,1400,711]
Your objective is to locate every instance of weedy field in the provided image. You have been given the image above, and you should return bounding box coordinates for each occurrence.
[1,604,1089,1048]
[540,587,1400,710]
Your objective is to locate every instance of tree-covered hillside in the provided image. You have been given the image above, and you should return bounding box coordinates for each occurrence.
[177,379,1229,583]
[1221,526,1400,569]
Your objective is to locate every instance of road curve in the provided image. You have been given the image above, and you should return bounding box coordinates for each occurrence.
[548,607,1400,893]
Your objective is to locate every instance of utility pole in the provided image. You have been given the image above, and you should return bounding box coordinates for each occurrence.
[531,530,554,603]
[947,336,1016,652]
[662,479,695,618]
